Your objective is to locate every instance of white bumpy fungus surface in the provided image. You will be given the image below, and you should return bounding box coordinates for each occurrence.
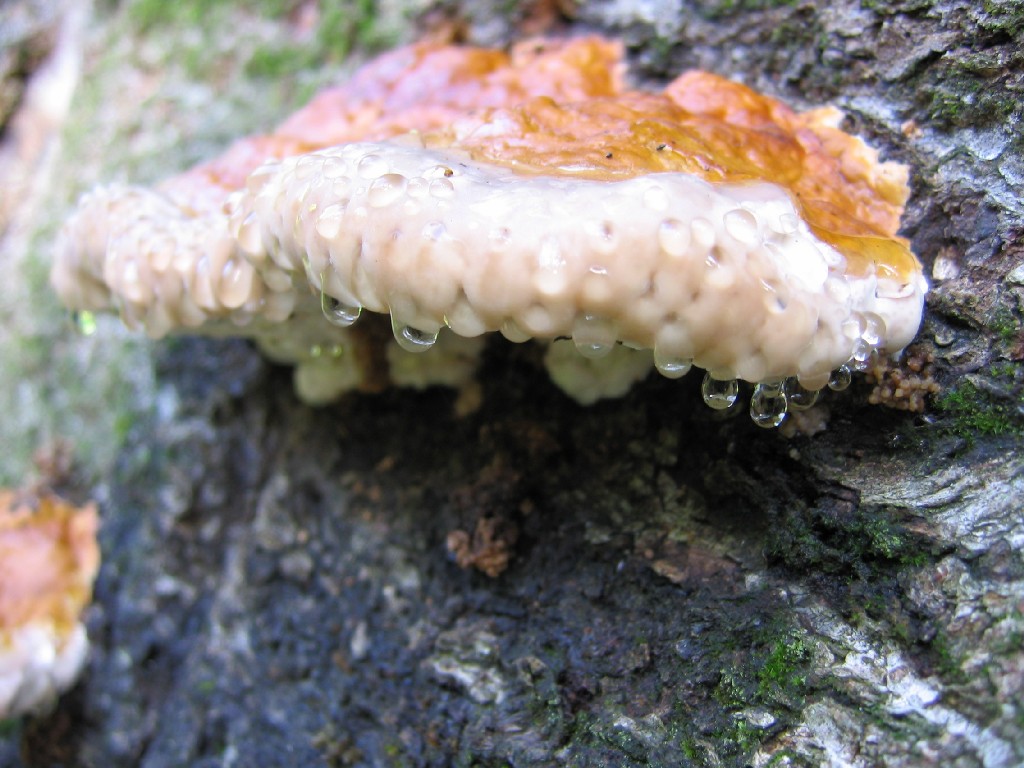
[53,141,926,418]
[0,623,89,719]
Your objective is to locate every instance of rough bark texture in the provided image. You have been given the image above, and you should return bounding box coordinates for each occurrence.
[1,1,1022,766]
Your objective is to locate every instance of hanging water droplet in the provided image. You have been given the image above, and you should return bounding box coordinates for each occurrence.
[500,319,531,343]
[571,314,616,358]
[654,347,692,379]
[828,365,852,391]
[850,341,879,372]
[861,312,886,347]
[701,373,739,410]
[321,289,361,327]
[750,381,788,428]
[392,315,438,353]
[73,310,97,336]
[784,377,820,411]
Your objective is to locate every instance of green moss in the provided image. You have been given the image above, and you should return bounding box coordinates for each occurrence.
[757,636,810,699]
[980,0,1024,37]
[934,376,1023,444]
[698,0,797,20]
[245,1,398,78]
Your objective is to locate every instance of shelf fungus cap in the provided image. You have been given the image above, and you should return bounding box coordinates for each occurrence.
[0,491,100,718]
[52,37,926,423]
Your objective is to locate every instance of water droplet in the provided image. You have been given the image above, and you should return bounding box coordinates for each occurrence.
[392,315,438,353]
[850,341,878,372]
[406,177,429,198]
[750,381,788,428]
[842,313,866,341]
[701,373,739,410]
[658,218,690,258]
[724,208,759,244]
[572,314,616,358]
[500,319,531,343]
[315,203,346,239]
[784,378,820,411]
[828,365,852,391]
[643,186,669,212]
[357,153,388,179]
[654,347,692,379]
[321,289,361,327]
[293,156,322,181]
[321,156,348,179]
[236,211,262,255]
[429,177,455,199]
[368,174,407,208]
[309,343,323,358]
[73,310,97,336]
[219,256,256,309]
[825,275,852,303]
[861,312,886,347]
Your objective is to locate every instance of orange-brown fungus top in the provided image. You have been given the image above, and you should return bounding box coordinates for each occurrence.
[0,491,100,644]
[168,36,916,281]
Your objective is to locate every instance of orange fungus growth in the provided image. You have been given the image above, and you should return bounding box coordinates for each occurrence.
[0,491,100,717]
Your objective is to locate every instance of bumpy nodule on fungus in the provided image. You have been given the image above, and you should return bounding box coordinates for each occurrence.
[0,491,100,718]
[52,37,926,425]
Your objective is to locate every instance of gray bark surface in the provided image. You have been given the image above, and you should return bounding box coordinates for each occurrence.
[2,1,1022,766]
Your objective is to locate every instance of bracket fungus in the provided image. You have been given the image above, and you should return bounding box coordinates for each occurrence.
[0,491,99,718]
[52,37,926,425]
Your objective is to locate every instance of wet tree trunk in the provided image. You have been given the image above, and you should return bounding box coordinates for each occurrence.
[4,1,1023,766]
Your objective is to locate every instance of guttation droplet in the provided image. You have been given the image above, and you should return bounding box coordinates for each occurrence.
[309,343,344,359]
[701,373,739,410]
[392,315,438,353]
[750,381,788,428]
[73,310,97,337]
[654,347,692,379]
[828,365,852,391]
[785,378,820,411]
[572,314,616,359]
[321,289,361,327]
